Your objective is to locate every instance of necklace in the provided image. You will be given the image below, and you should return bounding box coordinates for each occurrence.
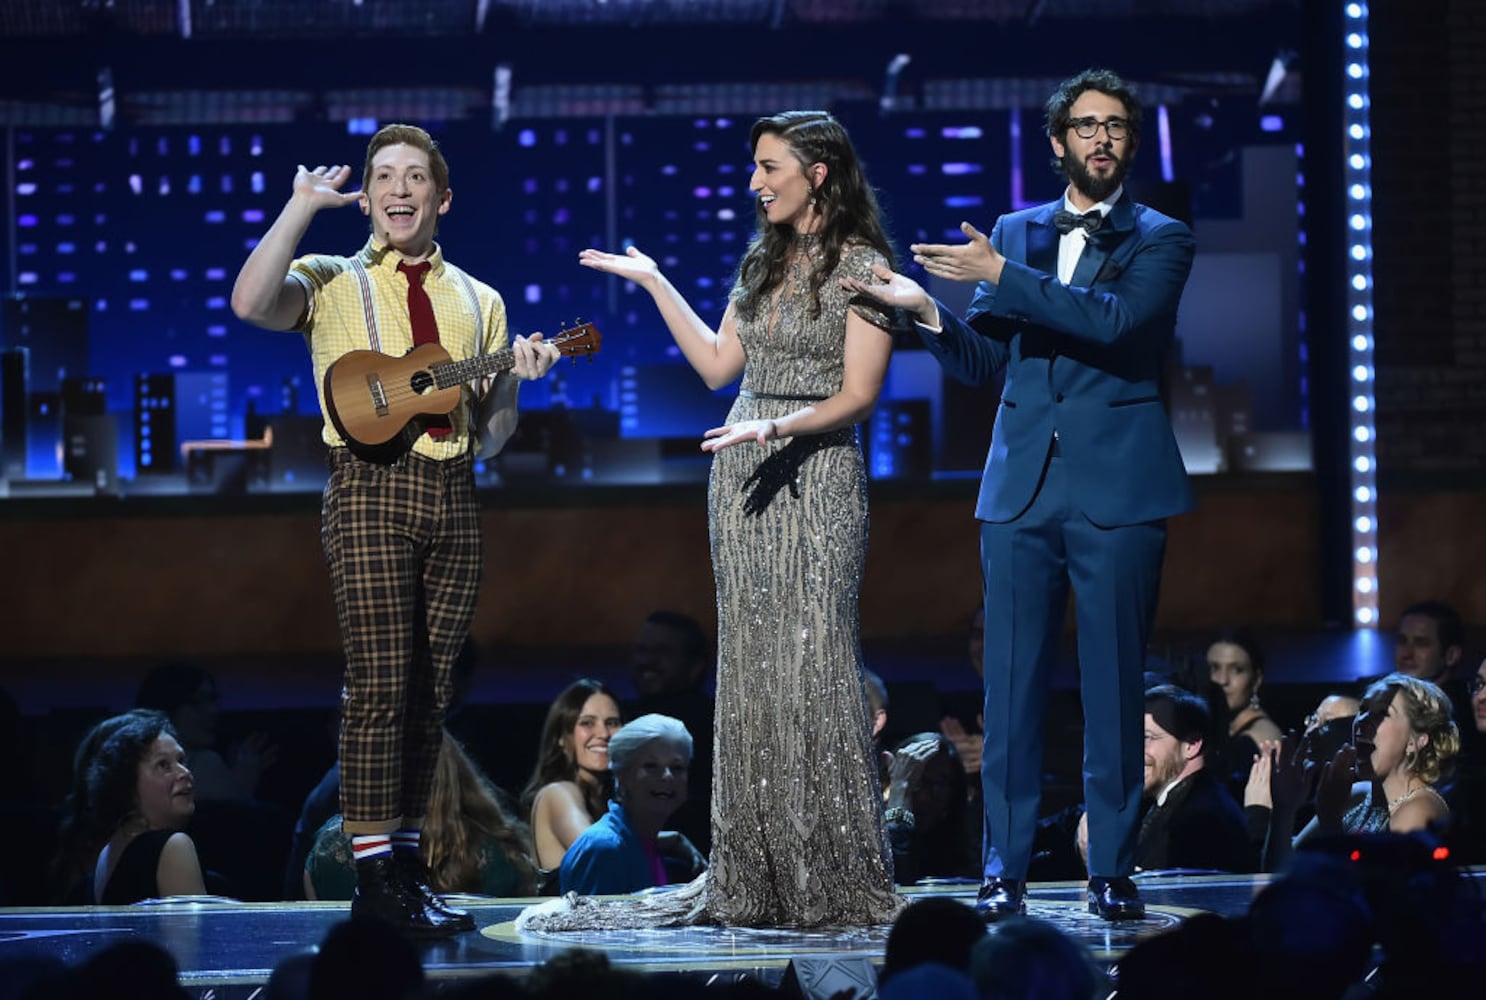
[1387,783,1439,813]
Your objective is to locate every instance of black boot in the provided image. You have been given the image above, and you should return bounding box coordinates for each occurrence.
[393,851,477,932]
[351,857,464,938]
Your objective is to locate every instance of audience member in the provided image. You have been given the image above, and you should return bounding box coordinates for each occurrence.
[939,607,985,778]
[560,714,702,895]
[87,710,208,904]
[522,948,649,1000]
[1253,672,1461,871]
[969,916,1103,1000]
[878,962,979,1000]
[1206,630,1282,797]
[630,611,715,856]
[1140,684,1252,872]
[880,896,986,985]
[135,661,278,802]
[1244,693,1363,843]
[1391,600,1465,685]
[1305,694,1361,736]
[1444,654,1486,863]
[1115,911,1252,1000]
[520,678,624,890]
[49,709,157,903]
[883,733,978,884]
[305,730,534,900]
[74,940,191,1000]
[1241,850,1374,1000]
[1387,600,1475,756]
[306,918,424,1000]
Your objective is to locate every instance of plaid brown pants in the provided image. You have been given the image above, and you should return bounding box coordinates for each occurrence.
[321,447,481,835]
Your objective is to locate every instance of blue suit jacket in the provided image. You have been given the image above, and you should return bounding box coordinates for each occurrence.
[921,194,1196,527]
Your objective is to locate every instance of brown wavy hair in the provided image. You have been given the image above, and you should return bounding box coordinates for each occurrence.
[734,110,895,321]
[423,732,535,895]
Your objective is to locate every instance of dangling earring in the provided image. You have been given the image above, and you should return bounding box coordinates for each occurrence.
[1404,742,1418,770]
[1249,691,1262,711]
[808,192,817,207]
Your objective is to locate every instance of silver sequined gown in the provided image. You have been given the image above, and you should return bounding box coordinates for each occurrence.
[702,241,904,927]
[517,241,904,931]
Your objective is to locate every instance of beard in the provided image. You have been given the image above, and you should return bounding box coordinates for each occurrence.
[1062,144,1132,203]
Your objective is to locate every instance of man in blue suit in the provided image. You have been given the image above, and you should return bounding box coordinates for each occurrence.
[846,68,1195,921]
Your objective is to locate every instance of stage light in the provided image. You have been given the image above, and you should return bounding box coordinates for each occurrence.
[1345,6,1377,630]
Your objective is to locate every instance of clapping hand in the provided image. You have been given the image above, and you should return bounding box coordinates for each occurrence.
[1245,738,1281,810]
[1265,730,1322,819]
[939,715,982,775]
[1313,744,1359,833]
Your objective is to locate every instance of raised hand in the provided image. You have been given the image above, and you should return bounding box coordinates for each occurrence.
[291,164,362,212]
[578,245,661,289]
[1313,744,1359,832]
[700,419,777,453]
[939,715,981,775]
[1268,730,1319,817]
[1244,739,1281,809]
[910,221,1004,284]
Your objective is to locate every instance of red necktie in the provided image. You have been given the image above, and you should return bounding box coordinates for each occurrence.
[397,260,451,436]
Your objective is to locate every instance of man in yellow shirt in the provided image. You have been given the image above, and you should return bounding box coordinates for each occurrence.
[231,124,559,936]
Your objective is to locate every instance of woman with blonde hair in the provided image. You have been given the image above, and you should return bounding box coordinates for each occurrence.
[1249,672,1460,870]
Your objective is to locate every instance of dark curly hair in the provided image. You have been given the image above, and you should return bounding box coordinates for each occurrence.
[1043,68,1143,180]
[734,110,896,321]
[85,710,178,836]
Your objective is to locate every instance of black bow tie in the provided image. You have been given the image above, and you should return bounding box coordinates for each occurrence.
[1053,209,1104,235]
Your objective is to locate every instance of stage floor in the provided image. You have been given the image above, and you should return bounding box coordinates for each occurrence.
[0,874,1302,996]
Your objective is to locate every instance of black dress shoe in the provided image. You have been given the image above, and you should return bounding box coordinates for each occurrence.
[1086,876,1145,921]
[393,851,477,932]
[974,877,1026,923]
[351,857,464,938]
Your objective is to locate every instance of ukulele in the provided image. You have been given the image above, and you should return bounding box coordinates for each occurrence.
[323,322,601,462]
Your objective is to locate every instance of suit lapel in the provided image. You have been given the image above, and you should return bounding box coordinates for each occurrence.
[1027,205,1059,277]
[1069,194,1134,287]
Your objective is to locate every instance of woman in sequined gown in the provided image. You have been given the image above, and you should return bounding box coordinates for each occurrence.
[534,111,905,929]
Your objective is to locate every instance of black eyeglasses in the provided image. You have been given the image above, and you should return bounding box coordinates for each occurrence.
[1068,116,1131,141]
[1469,676,1486,696]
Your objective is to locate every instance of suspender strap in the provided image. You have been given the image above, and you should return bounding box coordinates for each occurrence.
[347,257,381,353]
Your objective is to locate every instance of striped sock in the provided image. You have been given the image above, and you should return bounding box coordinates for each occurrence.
[351,834,393,863]
[391,829,421,855]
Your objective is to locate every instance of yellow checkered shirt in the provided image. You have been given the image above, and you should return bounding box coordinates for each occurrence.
[289,237,508,460]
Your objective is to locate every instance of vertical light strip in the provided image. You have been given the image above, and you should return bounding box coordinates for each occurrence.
[1343,3,1378,627]
[1157,104,1174,183]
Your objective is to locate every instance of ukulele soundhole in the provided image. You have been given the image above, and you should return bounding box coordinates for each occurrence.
[410,370,435,395]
